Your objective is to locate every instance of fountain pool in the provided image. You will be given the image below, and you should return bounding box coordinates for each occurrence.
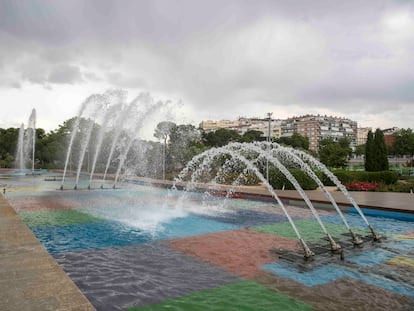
[2,172,414,311]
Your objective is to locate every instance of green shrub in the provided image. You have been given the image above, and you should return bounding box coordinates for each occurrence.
[316,172,335,186]
[269,168,318,190]
[387,181,414,193]
[318,170,398,186]
[371,171,399,184]
[266,166,399,191]
[218,172,260,185]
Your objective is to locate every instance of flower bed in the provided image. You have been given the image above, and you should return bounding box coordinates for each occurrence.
[344,181,380,191]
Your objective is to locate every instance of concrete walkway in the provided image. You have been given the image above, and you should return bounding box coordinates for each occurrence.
[0,196,95,311]
[230,186,414,213]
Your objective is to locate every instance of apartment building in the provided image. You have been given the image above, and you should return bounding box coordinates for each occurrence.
[199,119,240,132]
[383,127,399,148]
[200,117,283,139]
[281,115,357,151]
[200,114,358,152]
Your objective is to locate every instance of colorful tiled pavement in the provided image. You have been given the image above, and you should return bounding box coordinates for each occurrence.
[128,280,312,311]
[253,218,366,242]
[3,175,414,310]
[168,229,299,278]
[54,244,240,311]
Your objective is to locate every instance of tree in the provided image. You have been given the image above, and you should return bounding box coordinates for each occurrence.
[365,129,389,171]
[241,130,265,143]
[354,144,365,157]
[154,121,176,143]
[276,132,309,150]
[169,124,204,171]
[391,128,414,157]
[318,137,351,167]
[0,128,19,168]
[202,128,241,147]
[374,128,389,171]
[365,130,375,171]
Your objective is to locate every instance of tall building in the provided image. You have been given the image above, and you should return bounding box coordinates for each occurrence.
[382,127,399,148]
[200,117,283,139]
[281,115,357,151]
[199,119,240,132]
[200,114,358,152]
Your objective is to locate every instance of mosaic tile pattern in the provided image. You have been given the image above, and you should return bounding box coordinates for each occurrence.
[29,214,239,253]
[5,174,414,311]
[54,244,240,311]
[253,218,366,242]
[255,274,414,311]
[128,280,312,311]
[19,209,103,227]
[168,229,299,278]
[388,256,414,268]
[262,261,414,297]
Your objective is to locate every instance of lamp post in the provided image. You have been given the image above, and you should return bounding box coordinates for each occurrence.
[162,138,166,180]
[266,112,273,182]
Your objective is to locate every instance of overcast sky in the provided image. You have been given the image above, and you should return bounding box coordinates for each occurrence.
[1,0,413,134]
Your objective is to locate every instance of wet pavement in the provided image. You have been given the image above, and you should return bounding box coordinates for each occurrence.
[0,196,95,311]
[1,175,414,310]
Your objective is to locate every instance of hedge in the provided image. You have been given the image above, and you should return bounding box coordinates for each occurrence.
[318,170,398,186]
[269,168,318,190]
[387,180,414,193]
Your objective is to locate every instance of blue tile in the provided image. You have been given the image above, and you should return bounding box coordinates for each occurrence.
[347,249,396,266]
[32,215,238,254]
[261,261,414,297]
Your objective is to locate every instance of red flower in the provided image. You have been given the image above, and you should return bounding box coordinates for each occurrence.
[344,181,379,191]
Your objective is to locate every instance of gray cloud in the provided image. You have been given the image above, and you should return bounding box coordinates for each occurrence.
[106,72,147,88]
[0,0,414,130]
[48,64,83,84]
[21,61,48,84]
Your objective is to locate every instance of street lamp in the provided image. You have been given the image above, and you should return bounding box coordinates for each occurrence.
[162,140,166,180]
[266,112,273,181]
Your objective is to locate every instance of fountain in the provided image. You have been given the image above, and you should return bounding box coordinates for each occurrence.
[56,90,381,260]
[15,109,37,173]
[277,143,381,241]
[60,90,173,190]
[15,123,25,171]
[256,142,365,245]
[111,95,171,188]
[100,95,142,187]
[88,90,127,189]
[28,109,36,173]
[174,142,382,259]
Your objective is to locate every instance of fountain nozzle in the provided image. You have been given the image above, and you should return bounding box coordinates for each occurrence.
[59,185,63,191]
[100,184,103,189]
[87,184,91,190]
[369,225,382,242]
[300,238,315,260]
[350,230,364,247]
[327,234,342,253]
[74,184,77,190]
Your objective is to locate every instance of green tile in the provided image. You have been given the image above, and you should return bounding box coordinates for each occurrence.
[18,209,103,227]
[253,219,365,242]
[129,280,312,311]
